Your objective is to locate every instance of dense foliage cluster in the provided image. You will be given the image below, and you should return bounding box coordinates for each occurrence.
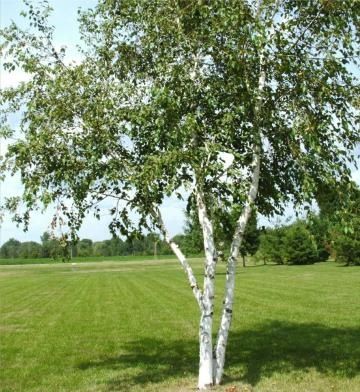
[325,185,360,266]
[258,220,323,265]
[257,183,360,266]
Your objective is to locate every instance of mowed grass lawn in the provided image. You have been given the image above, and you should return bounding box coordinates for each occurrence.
[0,259,359,392]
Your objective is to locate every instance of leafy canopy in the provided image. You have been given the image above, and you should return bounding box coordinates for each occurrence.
[0,0,359,239]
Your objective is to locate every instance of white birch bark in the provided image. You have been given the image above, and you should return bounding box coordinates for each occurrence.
[213,149,260,384]
[196,187,217,389]
[198,310,214,389]
[151,206,203,308]
[214,63,265,385]
[151,190,217,390]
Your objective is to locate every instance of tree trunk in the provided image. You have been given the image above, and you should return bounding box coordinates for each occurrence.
[213,252,236,384]
[196,187,217,389]
[214,145,261,384]
[242,255,246,267]
[151,201,217,389]
[198,310,214,388]
[198,263,215,389]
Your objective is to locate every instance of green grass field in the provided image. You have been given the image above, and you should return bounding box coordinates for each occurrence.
[1,259,359,391]
[0,254,178,265]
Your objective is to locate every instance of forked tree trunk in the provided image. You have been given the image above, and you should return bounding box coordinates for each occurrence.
[153,168,259,388]
[213,149,260,384]
[153,163,260,388]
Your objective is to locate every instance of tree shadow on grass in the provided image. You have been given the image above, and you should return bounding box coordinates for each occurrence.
[225,321,360,385]
[78,321,360,391]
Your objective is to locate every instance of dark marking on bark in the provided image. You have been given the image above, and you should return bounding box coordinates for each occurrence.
[202,312,213,318]
[225,308,233,314]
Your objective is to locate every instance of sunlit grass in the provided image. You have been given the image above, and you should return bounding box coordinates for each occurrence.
[0,254,178,265]
[1,259,359,391]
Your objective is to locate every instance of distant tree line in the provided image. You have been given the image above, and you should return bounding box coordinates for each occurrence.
[1,183,358,265]
[0,232,173,260]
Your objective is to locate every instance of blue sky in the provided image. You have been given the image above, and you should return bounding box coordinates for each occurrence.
[0,1,359,245]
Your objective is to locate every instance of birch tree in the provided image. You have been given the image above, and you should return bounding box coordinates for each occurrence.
[1,0,359,389]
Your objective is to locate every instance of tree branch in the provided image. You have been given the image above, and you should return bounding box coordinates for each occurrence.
[151,205,203,309]
[194,183,217,281]
[289,0,329,52]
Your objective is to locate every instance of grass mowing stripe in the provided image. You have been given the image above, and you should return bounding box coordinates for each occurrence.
[1,279,79,390]
[0,255,181,266]
[1,261,359,392]
[0,276,71,329]
[105,271,199,390]
[140,274,198,333]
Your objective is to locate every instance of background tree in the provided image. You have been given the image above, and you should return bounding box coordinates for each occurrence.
[40,231,66,261]
[18,241,42,259]
[314,181,360,265]
[333,221,360,266]
[93,240,112,257]
[1,0,359,388]
[331,185,360,266]
[182,210,205,256]
[283,221,318,265]
[258,219,328,265]
[40,232,52,259]
[307,214,331,262]
[239,213,260,267]
[0,238,21,258]
[257,225,287,265]
[77,238,93,257]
